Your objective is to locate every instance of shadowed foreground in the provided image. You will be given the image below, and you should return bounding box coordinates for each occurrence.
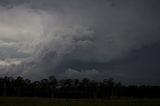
[0,97,160,106]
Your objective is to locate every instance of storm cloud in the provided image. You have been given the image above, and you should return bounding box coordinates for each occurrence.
[0,0,160,85]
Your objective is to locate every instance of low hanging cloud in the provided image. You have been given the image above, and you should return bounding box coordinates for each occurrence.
[62,68,101,80]
[0,0,159,83]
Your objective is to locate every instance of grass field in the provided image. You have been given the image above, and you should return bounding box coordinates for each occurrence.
[0,97,160,106]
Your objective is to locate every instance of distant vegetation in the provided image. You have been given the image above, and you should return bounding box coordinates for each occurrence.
[0,76,160,99]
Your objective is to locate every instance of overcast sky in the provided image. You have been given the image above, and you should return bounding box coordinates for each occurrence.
[0,0,160,85]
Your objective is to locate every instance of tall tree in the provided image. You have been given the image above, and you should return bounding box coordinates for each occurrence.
[49,76,57,97]
[15,76,24,96]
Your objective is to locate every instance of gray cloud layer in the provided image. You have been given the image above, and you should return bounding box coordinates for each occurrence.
[0,0,160,85]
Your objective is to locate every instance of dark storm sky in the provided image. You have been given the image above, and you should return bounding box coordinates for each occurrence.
[0,0,160,85]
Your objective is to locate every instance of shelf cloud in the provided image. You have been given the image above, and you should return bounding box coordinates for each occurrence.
[0,0,160,85]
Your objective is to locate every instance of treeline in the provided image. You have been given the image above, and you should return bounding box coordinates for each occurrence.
[0,76,160,98]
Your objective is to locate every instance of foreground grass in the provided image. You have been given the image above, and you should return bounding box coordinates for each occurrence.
[0,97,160,106]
